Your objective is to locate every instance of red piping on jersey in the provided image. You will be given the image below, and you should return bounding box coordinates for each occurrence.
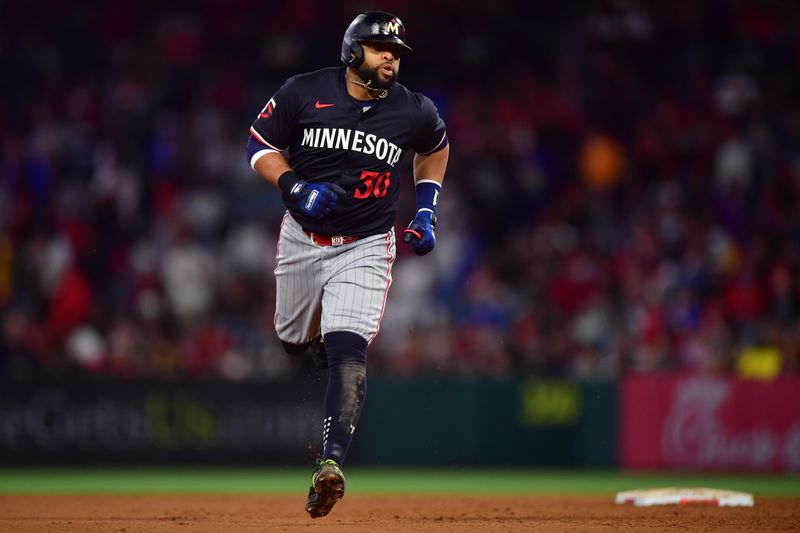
[369,229,396,345]
[250,126,283,152]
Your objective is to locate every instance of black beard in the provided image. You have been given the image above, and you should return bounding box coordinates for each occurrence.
[356,62,398,91]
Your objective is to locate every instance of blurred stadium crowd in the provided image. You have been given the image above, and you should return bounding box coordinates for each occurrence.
[1,1,799,381]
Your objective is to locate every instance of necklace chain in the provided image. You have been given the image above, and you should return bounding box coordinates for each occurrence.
[345,76,388,99]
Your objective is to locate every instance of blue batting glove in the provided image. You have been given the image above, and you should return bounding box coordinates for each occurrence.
[403,209,437,256]
[291,181,346,219]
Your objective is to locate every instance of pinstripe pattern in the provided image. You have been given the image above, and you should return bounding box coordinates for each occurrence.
[274,212,396,344]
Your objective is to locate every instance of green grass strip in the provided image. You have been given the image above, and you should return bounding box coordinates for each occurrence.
[0,468,797,496]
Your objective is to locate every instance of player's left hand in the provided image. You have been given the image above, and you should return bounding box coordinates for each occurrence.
[403,210,437,256]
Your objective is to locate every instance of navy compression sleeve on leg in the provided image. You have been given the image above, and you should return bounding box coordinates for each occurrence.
[320,331,367,465]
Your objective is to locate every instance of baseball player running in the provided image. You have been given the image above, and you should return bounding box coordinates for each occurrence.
[246,11,449,518]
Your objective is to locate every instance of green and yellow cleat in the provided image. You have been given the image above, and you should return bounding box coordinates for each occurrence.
[305,459,345,518]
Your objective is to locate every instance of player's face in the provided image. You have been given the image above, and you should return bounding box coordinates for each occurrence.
[357,41,402,90]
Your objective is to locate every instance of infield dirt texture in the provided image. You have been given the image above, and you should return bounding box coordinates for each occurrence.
[2,494,799,532]
[0,469,797,532]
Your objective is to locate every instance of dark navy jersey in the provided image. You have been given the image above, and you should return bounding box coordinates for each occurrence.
[249,67,446,238]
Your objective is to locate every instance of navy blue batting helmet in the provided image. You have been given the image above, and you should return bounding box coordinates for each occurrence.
[340,11,413,68]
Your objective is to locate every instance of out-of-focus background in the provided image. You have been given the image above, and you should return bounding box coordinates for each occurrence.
[1,0,799,473]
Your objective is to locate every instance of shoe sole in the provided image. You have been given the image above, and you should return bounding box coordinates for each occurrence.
[306,470,345,518]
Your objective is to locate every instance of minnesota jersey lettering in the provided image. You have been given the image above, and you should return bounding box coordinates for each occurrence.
[301,128,403,166]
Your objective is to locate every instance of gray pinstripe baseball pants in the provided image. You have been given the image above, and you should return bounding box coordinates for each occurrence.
[274,212,396,345]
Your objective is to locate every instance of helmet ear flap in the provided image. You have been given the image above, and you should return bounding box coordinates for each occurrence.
[345,41,364,68]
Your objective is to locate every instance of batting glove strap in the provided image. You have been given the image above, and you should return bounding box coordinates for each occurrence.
[277,170,304,196]
[403,210,437,256]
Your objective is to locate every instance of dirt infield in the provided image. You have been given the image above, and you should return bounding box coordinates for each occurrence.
[0,494,797,532]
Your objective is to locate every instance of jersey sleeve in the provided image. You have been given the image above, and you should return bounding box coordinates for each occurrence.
[249,76,301,151]
[411,94,447,155]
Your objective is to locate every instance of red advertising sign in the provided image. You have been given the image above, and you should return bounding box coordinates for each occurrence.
[620,375,800,472]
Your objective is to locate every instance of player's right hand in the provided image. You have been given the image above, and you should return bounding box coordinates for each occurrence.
[292,181,346,219]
